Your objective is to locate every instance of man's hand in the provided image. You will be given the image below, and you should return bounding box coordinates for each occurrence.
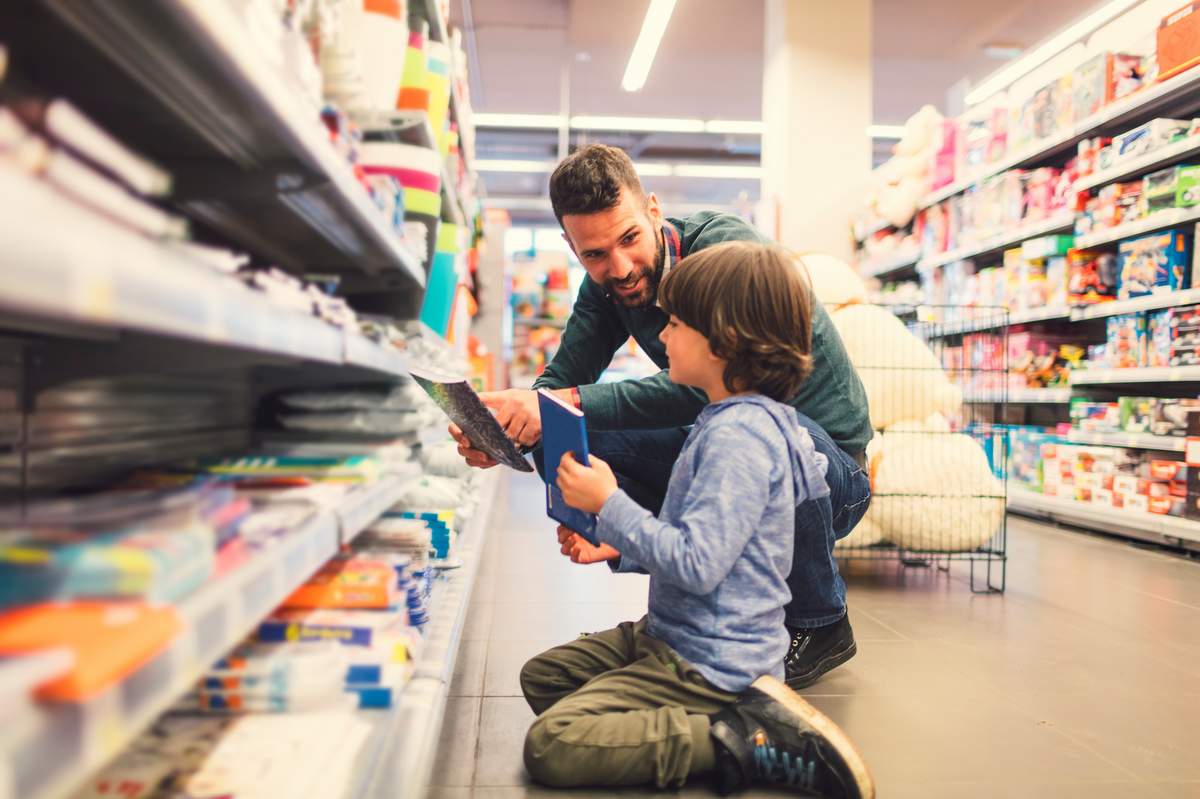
[479,389,543,447]
[556,452,618,514]
[556,525,621,565]
[449,424,498,469]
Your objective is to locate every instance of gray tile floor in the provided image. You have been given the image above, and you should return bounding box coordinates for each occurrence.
[431,472,1200,798]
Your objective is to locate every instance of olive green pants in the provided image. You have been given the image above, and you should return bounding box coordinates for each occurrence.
[519,617,739,789]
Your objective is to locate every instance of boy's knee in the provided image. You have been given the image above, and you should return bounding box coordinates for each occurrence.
[518,656,550,706]
[523,714,577,787]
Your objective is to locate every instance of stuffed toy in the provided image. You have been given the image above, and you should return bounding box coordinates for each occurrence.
[830,304,962,430]
[797,253,867,310]
[864,421,1005,552]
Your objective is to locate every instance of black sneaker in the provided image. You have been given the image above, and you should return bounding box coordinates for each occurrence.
[785,614,857,689]
[709,675,874,798]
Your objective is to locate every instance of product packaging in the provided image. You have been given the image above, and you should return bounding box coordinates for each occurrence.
[1117,229,1192,299]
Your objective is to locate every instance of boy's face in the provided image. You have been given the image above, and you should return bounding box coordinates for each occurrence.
[561,189,665,309]
[659,314,724,391]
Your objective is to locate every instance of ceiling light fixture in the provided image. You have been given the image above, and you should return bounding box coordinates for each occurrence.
[866,125,906,139]
[474,159,557,172]
[964,0,1139,106]
[622,0,677,92]
[673,164,762,179]
[569,115,704,133]
[471,113,764,135]
[704,120,765,135]
[473,113,565,129]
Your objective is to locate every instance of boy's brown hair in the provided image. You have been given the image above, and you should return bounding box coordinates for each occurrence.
[659,241,813,402]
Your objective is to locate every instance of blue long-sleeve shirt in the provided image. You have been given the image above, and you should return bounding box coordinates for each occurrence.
[595,394,830,692]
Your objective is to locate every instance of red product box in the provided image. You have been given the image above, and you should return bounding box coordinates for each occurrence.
[1150,459,1187,480]
[1170,479,1189,498]
[1159,2,1200,82]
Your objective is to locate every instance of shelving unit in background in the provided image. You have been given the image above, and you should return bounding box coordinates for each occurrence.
[917,213,1075,272]
[917,63,1200,211]
[853,19,1200,553]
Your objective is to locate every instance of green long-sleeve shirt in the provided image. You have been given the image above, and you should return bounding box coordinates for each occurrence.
[532,211,873,456]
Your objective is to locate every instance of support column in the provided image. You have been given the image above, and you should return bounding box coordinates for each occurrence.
[761,0,872,261]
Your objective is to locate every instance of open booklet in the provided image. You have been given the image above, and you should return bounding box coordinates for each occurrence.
[537,388,598,540]
[409,367,534,472]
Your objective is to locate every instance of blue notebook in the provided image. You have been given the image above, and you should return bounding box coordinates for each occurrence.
[537,389,598,541]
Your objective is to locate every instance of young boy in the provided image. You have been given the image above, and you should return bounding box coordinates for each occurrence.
[519,241,874,797]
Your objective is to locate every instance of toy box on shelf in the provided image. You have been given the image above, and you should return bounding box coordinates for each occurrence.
[1117,228,1193,299]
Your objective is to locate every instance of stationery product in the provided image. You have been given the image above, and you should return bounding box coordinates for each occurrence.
[258,609,409,654]
[537,388,598,540]
[281,557,399,610]
[409,366,534,471]
[0,602,181,701]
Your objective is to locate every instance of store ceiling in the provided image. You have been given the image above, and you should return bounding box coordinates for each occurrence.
[452,0,1104,220]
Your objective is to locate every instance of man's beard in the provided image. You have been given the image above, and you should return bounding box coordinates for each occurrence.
[606,231,665,310]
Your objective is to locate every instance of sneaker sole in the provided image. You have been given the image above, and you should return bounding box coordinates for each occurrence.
[750,674,876,799]
[785,639,858,690]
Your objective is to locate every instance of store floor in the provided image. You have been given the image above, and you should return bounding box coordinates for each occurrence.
[432,472,1200,799]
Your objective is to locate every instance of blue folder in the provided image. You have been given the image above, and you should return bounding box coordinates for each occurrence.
[537,389,598,541]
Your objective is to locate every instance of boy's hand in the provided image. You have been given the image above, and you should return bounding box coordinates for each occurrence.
[556,525,621,564]
[449,424,498,469]
[556,452,617,513]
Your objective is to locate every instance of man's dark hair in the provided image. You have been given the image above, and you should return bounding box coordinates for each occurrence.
[659,241,814,402]
[549,144,645,224]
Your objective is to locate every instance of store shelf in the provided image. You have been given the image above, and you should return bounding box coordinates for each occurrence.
[1070,288,1200,320]
[1066,429,1186,452]
[513,316,568,329]
[353,469,502,799]
[417,0,473,174]
[1075,135,1200,193]
[0,166,412,382]
[928,306,1070,337]
[1073,205,1200,249]
[854,218,895,242]
[357,110,468,228]
[1009,487,1200,546]
[38,0,425,293]
[860,248,922,279]
[0,476,410,799]
[918,213,1075,271]
[1071,366,1200,385]
[965,388,1073,404]
[918,66,1200,211]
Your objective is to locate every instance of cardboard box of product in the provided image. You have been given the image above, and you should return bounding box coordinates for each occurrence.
[1185,410,1200,520]
[1093,488,1115,506]
[1106,314,1148,368]
[1117,230,1191,299]
[1125,493,1151,513]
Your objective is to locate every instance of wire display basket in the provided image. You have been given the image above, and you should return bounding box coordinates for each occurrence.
[831,303,1009,593]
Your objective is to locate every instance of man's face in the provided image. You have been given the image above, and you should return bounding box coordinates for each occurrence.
[561,189,664,309]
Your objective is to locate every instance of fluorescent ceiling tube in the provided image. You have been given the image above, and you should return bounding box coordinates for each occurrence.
[705,119,765,134]
[673,164,762,179]
[570,115,704,133]
[622,0,677,92]
[473,113,564,128]
[964,0,1139,106]
[867,125,906,139]
[469,114,764,135]
[475,159,557,172]
[633,162,673,177]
